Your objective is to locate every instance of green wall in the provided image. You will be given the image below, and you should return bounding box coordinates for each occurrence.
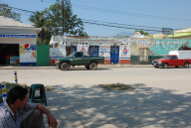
[150,39,191,55]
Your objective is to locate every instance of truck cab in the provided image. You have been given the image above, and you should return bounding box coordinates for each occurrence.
[152,50,191,68]
[152,55,179,68]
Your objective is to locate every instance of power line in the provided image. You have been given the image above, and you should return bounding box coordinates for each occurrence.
[1,4,164,31]
[10,6,35,14]
[83,21,162,32]
[2,4,190,33]
[82,18,162,29]
[73,2,191,23]
[0,4,35,14]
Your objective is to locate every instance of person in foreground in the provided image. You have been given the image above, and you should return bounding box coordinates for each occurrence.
[0,86,58,128]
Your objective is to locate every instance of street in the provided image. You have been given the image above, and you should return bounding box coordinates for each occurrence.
[0,67,191,94]
[1,67,191,127]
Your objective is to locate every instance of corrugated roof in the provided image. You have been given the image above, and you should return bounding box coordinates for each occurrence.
[0,16,32,27]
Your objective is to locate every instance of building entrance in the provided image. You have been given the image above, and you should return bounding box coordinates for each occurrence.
[0,44,19,65]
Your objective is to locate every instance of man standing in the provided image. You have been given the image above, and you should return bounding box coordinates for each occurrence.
[0,86,58,128]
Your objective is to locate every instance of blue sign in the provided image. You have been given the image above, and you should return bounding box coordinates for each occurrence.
[0,34,37,38]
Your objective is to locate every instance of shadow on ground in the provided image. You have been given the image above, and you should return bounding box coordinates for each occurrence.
[58,67,110,71]
[46,84,191,128]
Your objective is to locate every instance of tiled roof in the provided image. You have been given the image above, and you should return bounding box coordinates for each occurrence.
[0,16,32,27]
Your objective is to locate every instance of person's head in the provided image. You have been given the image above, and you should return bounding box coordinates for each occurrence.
[6,86,28,109]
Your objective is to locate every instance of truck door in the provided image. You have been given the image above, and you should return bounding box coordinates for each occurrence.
[73,52,84,65]
[169,56,179,66]
[73,52,90,65]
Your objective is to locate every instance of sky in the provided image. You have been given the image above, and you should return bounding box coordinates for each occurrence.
[1,0,191,36]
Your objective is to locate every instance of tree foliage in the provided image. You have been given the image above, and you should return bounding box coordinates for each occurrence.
[136,29,149,36]
[0,3,21,21]
[30,11,51,44]
[30,0,87,44]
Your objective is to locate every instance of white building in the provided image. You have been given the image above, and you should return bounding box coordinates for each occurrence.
[0,16,40,65]
[49,35,131,64]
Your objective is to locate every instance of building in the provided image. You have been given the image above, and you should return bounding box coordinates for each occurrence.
[0,16,40,65]
[49,36,131,64]
[152,27,191,39]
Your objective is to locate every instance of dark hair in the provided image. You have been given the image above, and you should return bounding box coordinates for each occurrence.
[6,86,28,104]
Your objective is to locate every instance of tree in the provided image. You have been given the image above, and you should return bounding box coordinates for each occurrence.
[0,3,21,21]
[136,29,149,36]
[30,0,87,44]
[46,0,86,36]
[30,11,51,44]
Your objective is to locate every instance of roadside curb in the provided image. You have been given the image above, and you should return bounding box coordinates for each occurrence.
[0,64,152,70]
[100,64,152,68]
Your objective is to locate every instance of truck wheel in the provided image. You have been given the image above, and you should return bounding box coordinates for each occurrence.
[59,62,70,70]
[85,65,90,70]
[184,62,190,68]
[88,62,97,70]
[163,63,168,68]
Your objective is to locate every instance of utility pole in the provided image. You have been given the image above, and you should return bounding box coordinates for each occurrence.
[60,0,65,35]
[14,71,18,84]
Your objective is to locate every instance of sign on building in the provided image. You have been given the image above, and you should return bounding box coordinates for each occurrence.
[119,45,130,63]
[20,44,36,64]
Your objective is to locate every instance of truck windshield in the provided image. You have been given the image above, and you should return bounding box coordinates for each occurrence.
[68,52,89,57]
[163,55,177,60]
[68,52,75,57]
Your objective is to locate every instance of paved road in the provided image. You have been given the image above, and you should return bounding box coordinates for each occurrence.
[0,67,191,94]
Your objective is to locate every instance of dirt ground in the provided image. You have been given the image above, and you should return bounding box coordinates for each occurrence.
[1,67,191,127]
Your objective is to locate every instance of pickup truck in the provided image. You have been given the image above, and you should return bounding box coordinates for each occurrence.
[152,50,191,68]
[57,52,104,70]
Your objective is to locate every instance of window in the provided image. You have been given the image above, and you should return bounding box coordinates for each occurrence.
[75,52,83,57]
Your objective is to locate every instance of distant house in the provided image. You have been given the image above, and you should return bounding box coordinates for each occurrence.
[152,27,191,39]
[168,28,191,39]
[0,16,40,65]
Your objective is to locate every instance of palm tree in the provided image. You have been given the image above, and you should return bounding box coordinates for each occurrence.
[30,11,51,44]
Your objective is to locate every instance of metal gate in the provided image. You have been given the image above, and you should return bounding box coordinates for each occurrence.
[37,44,49,66]
[110,45,119,64]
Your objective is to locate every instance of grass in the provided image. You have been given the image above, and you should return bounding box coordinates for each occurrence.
[98,83,135,91]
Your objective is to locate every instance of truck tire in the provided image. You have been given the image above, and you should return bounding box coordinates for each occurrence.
[85,65,89,70]
[184,62,190,68]
[162,63,168,68]
[87,62,97,70]
[59,62,71,70]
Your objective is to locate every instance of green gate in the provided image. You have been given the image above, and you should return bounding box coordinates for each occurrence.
[37,45,49,66]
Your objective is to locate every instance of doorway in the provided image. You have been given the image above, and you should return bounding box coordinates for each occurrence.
[88,46,99,56]
[66,45,77,56]
[110,45,119,64]
[0,44,19,65]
